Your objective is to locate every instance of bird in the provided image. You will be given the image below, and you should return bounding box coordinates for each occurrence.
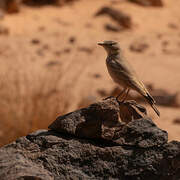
[98,40,160,117]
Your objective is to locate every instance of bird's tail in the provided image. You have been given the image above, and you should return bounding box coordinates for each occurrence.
[144,93,160,117]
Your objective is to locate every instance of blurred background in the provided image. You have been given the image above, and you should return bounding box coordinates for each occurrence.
[0,0,180,146]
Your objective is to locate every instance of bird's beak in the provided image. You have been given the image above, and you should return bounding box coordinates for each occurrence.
[97,42,104,46]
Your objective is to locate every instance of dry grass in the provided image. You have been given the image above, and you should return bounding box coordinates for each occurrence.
[0,63,69,146]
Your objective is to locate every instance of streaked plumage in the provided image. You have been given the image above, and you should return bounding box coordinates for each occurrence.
[98,40,160,117]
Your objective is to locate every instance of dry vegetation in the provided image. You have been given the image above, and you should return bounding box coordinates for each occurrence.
[0,63,69,146]
[0,34,70,145]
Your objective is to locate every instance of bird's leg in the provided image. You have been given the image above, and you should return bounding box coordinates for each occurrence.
[116,88,127,101]
[121,89,130,103]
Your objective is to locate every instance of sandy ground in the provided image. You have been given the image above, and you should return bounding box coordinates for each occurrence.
[0,0,180,145]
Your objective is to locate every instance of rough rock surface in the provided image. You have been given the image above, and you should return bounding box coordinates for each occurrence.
[49,97,148,141]
[128,0,163,7]
[0,98,180,180]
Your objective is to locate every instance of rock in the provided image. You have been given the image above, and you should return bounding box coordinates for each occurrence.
[95,7,132,29]
[0,128,179,179]
[162,40,169,47]
[22,0,78,6]
[168,23,178,30]
[129,41,149,52]
[154,91,180,107]
[6,0,20,13]
[31,38,40,45]
[173,118,180,124]
[143,85,180,107]
[128,0,163,7]
[0,0,20,14]
[104,23,123,32]
[118,100,147,124]
[0,98,180,179]
[46,60,60,67]
[78,46,93,54]
[68,36,76,44]
[63,48,71,53]
[115,117,167,147]
[49,97,156,142]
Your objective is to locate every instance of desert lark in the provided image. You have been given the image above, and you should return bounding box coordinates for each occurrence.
[98,40,160,116]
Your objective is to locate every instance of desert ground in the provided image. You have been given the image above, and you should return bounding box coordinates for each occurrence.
[0,0,180,146]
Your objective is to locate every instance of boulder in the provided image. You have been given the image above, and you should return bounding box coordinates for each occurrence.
[0,97,179,180]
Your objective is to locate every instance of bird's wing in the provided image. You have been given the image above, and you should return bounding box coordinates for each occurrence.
[109,57,148,94]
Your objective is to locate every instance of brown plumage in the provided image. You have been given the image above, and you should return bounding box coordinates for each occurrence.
[98,40,160,117]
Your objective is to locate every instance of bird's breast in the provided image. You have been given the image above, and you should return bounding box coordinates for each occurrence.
[106,57,127,87]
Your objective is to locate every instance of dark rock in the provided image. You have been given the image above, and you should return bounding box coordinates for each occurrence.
[118,100,148,123]
[154,91,180,107]
[0,0,20,13]
[46,60,60,67]
[78,47,93,54]
[173,118,180,124]
[55,0,78,6]
[0,98,179,179]
[0,129,179,179]
[129,41,149,52]
[162,40,169,47]
[63,48,71,53]
[95,7,132,29]
[22,0,78,6]
[49,97,163,144]
[6,0,20,13]
[31,38,40,45]
[104,23,122,32]
[69,36,76,43]
[139,84,180,107]
[115,118,167,147]
[128,0,163,7]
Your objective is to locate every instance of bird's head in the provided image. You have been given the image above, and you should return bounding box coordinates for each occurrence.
[98,40,120,55]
